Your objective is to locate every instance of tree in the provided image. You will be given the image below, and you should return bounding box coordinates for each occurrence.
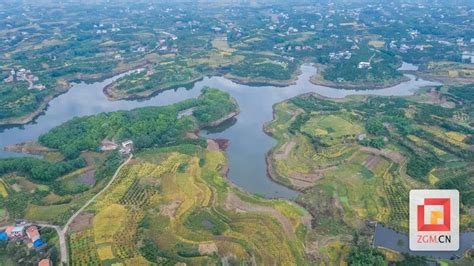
[395,253,428,266]
[366,118,386,136]
[348,242,386,266]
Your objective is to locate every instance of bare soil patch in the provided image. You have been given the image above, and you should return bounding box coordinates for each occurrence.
[213,139,230,150]
[160,200,182,219]
[206,139,220,151]
[288,167,335,189]
[199,242,218,255]
[68,212,94,233]
[364,156,382,171]
[207,139,230,152]
[274,141,296,160]
[360,147,405,164]
[185,132,199,139]
[4,141,56,154]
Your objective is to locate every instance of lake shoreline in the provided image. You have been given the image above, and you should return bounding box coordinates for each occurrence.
[0,61,426,127]
[103,76,205,101]
[310,74,411,90]
[224,72,299,87]
[0,82,71,127]
[0,63,148,127]
[0,64,441,199]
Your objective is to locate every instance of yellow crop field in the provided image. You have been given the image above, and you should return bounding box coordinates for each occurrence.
[97,245,115,260]
[302,114,363,145]
[421,125,469,149]
[429,172,440,185]
[446,131,466,142]
[407,135,446,156]
[68,149,309,265]
[0,181,8,197]
[93,203,127,244]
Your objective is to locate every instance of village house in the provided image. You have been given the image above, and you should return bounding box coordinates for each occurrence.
[26,225,44,248]
[100,139,118,151]
[26,226,40,242]
[119,140,134,155]
[38,258,52,266]
[32,84,46,91]
[5,225,25,238]
[358,62,371,69]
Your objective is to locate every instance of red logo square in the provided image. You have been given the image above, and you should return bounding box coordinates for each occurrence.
[417,198,450,231]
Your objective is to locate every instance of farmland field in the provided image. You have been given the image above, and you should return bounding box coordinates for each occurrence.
[1,1,474,265]
[69,147,310,265]
[266,85,474,262]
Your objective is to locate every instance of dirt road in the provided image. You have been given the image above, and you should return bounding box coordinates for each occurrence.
[54,154,133,264]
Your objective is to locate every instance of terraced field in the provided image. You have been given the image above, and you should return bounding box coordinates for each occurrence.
[266,85,474,262]
[68,145,310,265]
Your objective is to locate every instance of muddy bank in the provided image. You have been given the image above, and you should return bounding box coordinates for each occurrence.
[223,69,301,88]
[265,151,294,189]
[3,141,56,155]
[310,74,410,90]
[413,71,474,86]
[213,139,230,150]
[262,105,303,192]
[103,75,204,101]
[206,139,225,151]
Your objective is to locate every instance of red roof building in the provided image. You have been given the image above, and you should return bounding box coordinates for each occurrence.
[38,258,51,266]
[26,226,40,242]
[5,226,13,237]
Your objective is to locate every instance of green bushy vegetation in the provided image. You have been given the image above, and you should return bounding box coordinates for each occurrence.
[267,84,474,263]
[229,55,297,81]
[348,242,386,266]
[0,157,86,182]
[38,87,236,159]
[322,45,402,85]
[0,88,238,227]
[0,77,58,121]
[112,63,202,96]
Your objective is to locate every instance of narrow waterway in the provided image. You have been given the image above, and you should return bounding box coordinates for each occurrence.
[0,64,440,199]
[374,224,473,260]
[2,64,471,259]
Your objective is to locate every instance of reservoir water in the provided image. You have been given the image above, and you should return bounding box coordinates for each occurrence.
[0,64,440,199]
[374,224,473,260]
[4,64,471,258]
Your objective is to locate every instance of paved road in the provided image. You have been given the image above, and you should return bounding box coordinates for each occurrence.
[62,154,133,236]
[10,222,67,265]
[26,154,133,265]
[36,223,68,265]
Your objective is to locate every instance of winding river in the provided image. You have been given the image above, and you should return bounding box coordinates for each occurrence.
[2,64,472,258]
[0,64,439,198]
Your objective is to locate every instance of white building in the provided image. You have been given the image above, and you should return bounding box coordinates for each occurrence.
[119,140,134,155]
[358,62,371,69]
